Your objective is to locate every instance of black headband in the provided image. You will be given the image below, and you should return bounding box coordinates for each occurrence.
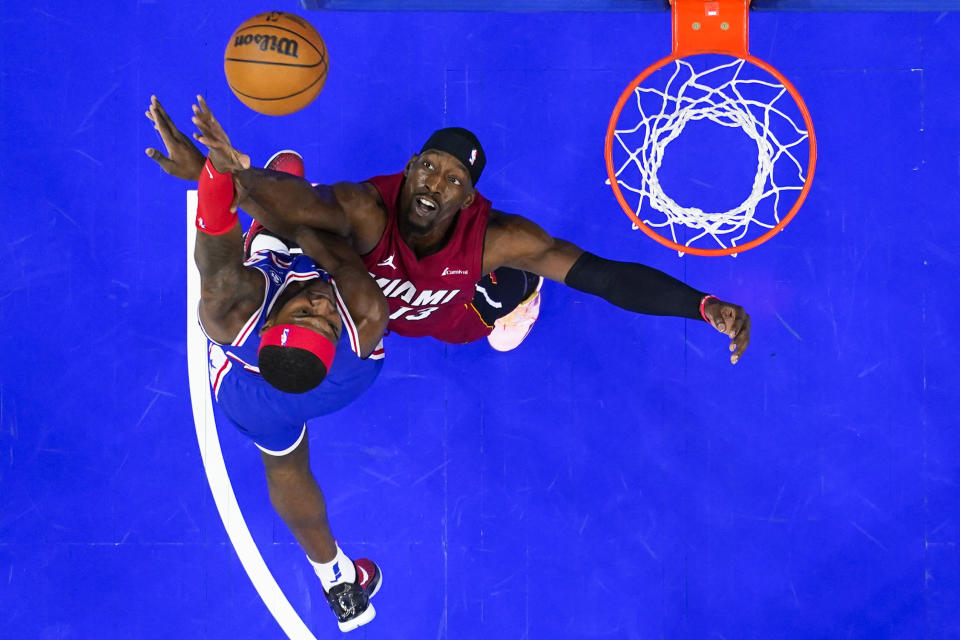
[420,127,485,186]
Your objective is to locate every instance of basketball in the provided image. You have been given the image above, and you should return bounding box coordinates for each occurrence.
[224,11,328,116]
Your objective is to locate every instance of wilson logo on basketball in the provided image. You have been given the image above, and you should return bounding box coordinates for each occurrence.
[233,34,299,58]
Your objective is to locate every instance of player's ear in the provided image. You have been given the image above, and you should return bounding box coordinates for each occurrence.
[460,190,475,210]
[259,318,273,335]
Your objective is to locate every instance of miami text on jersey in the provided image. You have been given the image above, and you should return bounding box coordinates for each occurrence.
[373,276,461,322]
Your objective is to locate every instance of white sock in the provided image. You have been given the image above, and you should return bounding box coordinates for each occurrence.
[308,545,356,593]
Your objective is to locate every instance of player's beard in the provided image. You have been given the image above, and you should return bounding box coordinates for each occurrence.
[400,204,440,237]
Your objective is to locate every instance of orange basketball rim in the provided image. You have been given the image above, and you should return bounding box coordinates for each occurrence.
[604,0,817,256]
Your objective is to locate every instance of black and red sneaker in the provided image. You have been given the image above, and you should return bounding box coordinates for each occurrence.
[325,558,382,633]
[242,150,306,258]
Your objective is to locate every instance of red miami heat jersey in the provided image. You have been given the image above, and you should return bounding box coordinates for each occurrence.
[363,172,492,344]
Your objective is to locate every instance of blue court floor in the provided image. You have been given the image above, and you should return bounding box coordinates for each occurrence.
[2,2,959,639]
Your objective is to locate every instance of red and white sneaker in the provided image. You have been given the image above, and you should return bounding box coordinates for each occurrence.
[243,220,299,258]
[325,558,382,633]
[486,276,544,352]
[242,150,306,258]
[265,149,304,177]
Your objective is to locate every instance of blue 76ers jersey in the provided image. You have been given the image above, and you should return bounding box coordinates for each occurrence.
[202,250,385,452]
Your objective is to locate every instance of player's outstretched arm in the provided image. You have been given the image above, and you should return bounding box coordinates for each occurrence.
[191,158,262,344]
[144,95,260,343]
[293,228,388,358]
[232,170,360,240]
[484,211,750,364]
[188,94,360,241]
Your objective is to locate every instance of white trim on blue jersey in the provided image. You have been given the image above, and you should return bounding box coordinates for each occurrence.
[328,278,363,358]
[209,343,233,401]
[256,424,308,457]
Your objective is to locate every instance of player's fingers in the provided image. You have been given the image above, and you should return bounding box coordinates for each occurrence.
[191,105,213,130]
[150,97,177,134]
[720,306,737,338]
[703,305,724,332]
[196,95,215,124]
[730,327,750,364]
[191,111,218,133]
[727,308,746,340]
[151,105,172,133]
[730,342,747,364]
[150,96,167,120]
[153,110,183,150]
[191,115,213,137]
[156,106,177,132]
[145,147,172,170]
[153,96,171,118]
[146,147,167,161]
[194,134,228,154]
[708,312,722,332]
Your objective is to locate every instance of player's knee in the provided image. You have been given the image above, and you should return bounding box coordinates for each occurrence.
[262,449,311,482]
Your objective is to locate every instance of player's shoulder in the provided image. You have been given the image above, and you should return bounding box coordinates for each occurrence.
[199,264,265,344]
[483,209,554,269]
[488,209,524,226]
[487,210,550,243]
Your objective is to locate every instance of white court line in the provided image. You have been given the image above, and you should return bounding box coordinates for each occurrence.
[186,190,317,640]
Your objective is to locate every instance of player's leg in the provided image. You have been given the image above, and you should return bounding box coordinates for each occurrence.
[260,431,338,563]
[473,267,544,351]
[260,429,381,632]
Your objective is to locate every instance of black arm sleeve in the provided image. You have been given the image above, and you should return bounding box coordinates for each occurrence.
[564,252,707,320]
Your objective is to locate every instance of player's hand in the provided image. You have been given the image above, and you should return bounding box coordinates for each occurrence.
[190,94,251,175]
[702,298,750,364]
[144,95,205,181]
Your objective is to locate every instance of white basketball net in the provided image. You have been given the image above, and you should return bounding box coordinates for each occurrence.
[609,57,810,253]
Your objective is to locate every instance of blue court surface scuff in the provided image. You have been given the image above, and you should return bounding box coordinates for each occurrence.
[1,3,958,639]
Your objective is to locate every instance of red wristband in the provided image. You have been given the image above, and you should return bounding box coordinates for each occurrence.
[699,295,719,323]
[196,158,237,235]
